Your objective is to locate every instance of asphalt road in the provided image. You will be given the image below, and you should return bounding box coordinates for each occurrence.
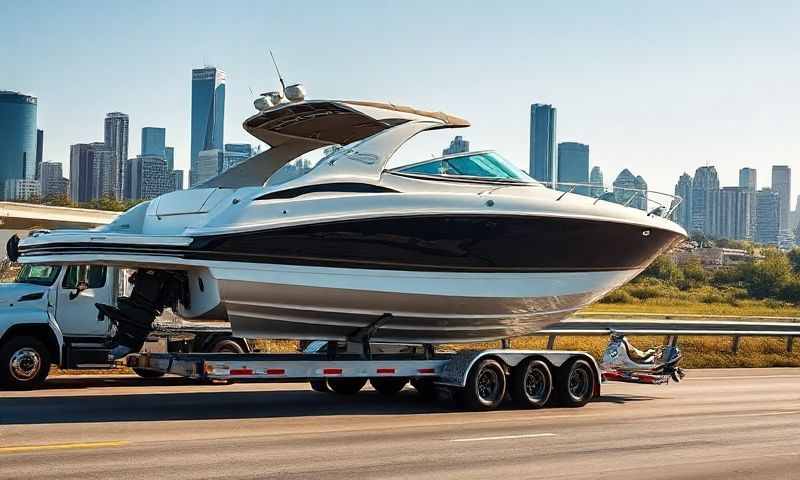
[1,368,799,479]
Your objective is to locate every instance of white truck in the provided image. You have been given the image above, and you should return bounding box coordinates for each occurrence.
[0,263,249,389]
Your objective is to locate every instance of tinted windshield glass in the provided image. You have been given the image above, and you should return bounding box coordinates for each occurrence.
[16,265,61,286]
[393,152,537,183]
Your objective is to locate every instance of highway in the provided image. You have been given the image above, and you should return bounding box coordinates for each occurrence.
[1,368,799,479]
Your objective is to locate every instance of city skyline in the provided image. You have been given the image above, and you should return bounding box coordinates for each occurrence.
[4,2,800,198]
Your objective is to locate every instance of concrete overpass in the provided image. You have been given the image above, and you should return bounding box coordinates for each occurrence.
[0,202,119,258]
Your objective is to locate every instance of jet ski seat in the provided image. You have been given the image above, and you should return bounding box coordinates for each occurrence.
[621,337,656,364]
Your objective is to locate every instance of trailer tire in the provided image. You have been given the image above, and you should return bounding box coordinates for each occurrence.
[132,368,166,379]
[459,358,506,411]
[370,377,408,396]
[0,336,50,390]
[310,379,330,392]
[553,359,595,408]
[510,359,552,409]
[210,338,246,354]
[327,378,367,395]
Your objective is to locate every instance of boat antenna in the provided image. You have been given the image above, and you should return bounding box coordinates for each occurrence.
[269,50,286,96]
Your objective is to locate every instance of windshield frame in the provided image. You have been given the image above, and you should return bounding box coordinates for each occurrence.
[15,264,62,287]
[388,150,540,185]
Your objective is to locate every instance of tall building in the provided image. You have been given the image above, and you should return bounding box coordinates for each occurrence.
[69,143,96,202]
[673,173,693,230]
[39,161,69,198]
[589,166,604,197]
[141,127,166,159]
[171,170,184,191]
[613,169,647,210]
[35,129,43,179]
[4,179,40,201]
[104,112,129,199]
[190,67,226,186]
[91,142,116,199]
[557,142,589,195]
[442,136,469,155]
[194,149,224,185]
[771,165,791,232]
[739,167,757,191]
[719,186,752,240]
[756,188,781,245]
[0,91,37,200]
[529,104,556,185]
[125,155,175,200]
[691,166,720,236]
[165,146,175,171]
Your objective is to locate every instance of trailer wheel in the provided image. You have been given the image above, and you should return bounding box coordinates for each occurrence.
[370,377,408,396]
[510,359,552,409]
[553,359,595,408]
[459,358,506,411]
[210,338,246,354]
[132,368,166,379]
[309,379,330,392]
[327,378,367,395]
[0,336,50,390]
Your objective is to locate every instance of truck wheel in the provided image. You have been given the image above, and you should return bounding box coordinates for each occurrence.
[553,359,595,408]
[510,359,552,409]
[0,336,50,390]
[133,368,166,379]
[210,338,246,354]
[459,358,506,411]
[370,377,408,396]
[327,378,367,395]
[309,379,330,392]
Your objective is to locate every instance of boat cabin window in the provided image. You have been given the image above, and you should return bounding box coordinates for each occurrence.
[392,152,537,183]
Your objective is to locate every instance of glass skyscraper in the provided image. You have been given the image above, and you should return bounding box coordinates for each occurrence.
[165,146,175,171]
[191,67,226,186]
[104,112,129,199]
[0,91,37,199]
[673,173,693,230]
[691,166,720,236]
[771,165,791,232]
[529,104,556,185]
[557,142,589,195]
[141,127,166,159]
[442,136,469,155]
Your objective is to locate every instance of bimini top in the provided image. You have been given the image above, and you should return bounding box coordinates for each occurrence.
[201,99,469,189]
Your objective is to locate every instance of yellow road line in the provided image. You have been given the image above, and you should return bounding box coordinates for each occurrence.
[0,440,128,454]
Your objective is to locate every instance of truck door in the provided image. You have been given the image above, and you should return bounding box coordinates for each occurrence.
[56,265,113,337]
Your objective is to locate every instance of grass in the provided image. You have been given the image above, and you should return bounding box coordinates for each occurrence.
[582,299,800,318]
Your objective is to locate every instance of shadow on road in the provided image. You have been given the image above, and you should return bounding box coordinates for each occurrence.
[0,377,657,425]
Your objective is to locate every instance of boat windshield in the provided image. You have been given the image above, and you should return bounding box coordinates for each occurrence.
[391,151,538,184]
[16,264,61,286]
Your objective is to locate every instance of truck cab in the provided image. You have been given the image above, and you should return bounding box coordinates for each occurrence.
[0,264,247,389]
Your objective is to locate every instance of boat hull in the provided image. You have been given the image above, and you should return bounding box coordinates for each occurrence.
[210,263,642,343]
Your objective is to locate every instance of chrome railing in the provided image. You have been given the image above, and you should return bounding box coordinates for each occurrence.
[548,182,683,219]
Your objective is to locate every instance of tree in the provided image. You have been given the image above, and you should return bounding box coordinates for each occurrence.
[787,248,800,275]
[739,249,793,298]
[642,255,684,284]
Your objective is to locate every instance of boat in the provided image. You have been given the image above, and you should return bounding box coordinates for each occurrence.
[10,91,687,346]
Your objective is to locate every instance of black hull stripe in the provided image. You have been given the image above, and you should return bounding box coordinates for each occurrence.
[18,215,683,273]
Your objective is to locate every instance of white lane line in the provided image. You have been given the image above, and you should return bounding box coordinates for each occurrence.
[690,375,800,380]
[451,433,557,443]
[715,410,800,419]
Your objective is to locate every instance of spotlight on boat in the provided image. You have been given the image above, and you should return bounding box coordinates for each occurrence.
[254,95,274,111]
[266,91,284,105]
[285,84,306,102]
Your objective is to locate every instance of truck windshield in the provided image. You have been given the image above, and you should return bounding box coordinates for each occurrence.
[16,265,61,286]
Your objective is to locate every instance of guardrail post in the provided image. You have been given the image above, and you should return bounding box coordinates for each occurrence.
[546,335,556,350]
[788,336,794,353]
[731,336,740,354]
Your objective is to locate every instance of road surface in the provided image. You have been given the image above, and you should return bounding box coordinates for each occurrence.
[1,368,799,479]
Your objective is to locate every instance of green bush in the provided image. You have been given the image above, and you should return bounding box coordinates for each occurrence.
[599,289,637,303]
[641,255,684,284]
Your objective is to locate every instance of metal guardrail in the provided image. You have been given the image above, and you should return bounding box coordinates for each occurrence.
[536,319,800,353]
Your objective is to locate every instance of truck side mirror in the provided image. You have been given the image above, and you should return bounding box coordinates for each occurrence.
[69,281,90,300]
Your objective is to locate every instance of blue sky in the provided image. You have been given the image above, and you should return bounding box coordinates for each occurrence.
[2,1,799,198]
